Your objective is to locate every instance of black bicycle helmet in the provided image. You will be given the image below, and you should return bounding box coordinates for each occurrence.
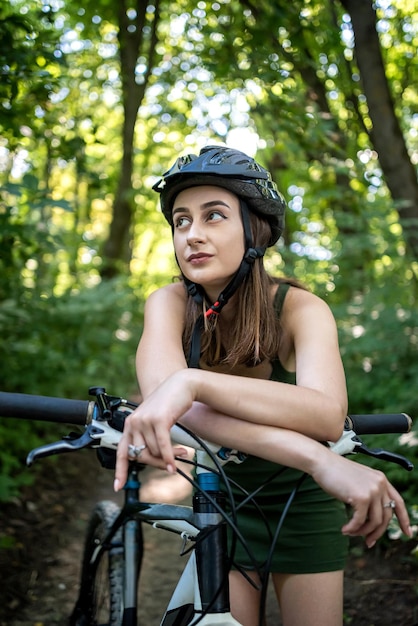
[153,145,286,247]
[152,145,287,367]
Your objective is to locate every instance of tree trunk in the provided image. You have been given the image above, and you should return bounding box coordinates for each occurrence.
[340,0,418,258]
[101,0,160,278]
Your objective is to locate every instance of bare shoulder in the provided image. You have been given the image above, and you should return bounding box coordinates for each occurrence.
[143,282,187,332]
[282,286,337,332]
[284,285,331,310]
[146,282,187,311]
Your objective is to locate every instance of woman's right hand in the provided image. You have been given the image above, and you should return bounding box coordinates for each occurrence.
[114,370,197,490]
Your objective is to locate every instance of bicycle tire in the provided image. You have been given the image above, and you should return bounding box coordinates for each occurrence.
[70,500,130,626]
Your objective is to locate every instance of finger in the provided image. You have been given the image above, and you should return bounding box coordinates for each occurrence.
[386,490,412,538]
[354,495,389,542]
[137,426,160,459]
[173,446,190,459]
[363,507,395,548]
[342,495,387,539]
[347,492,412,548]
[134,447,169,471]
[364,521,391,547]
[127,411,158,458]
[155,430,177,473]
[132,445,188,472]
[341,498,370,535]
[140,419,176,470]
[114,434,130,492]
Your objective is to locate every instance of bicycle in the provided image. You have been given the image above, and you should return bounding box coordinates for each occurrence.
[0,386,414,626]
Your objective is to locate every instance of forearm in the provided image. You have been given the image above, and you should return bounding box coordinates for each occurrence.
[179,404,412,546]
[180,402,331,475]
[186,369,346,442]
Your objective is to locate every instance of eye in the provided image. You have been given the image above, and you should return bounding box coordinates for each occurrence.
[174,215,191,229]
[207,210,226,222]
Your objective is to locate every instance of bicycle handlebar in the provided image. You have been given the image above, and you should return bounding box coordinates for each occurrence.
[345,413,412,435]
[0,390,413,435]
[0,388,414,471]
[0,391,94,425]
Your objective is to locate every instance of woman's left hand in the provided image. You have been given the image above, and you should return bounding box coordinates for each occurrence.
[311,453,412,547]
[179,405,413,548]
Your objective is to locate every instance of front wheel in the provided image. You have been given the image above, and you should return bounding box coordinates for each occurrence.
[70,500,137,626]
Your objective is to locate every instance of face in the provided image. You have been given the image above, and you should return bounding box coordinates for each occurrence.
[172,185,245,301]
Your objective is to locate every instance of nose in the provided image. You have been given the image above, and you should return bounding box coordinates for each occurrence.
[187,221,206,245]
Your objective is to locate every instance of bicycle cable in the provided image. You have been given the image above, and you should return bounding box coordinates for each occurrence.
[173,423,310,626]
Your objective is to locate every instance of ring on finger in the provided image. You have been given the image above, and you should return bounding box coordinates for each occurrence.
[383,499,396,509]
[128,443,147,459]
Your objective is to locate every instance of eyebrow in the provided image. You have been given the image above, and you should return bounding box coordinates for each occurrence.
[172,200,231,216]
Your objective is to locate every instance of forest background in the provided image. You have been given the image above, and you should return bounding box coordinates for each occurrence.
[0,0,417,537]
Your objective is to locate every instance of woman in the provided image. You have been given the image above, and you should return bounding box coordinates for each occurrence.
[115,146,411,625]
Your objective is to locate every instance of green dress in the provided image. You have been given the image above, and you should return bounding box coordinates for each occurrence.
[223,283,349,574]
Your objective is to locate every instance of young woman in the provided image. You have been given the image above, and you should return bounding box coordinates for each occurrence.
[115,146,411,626]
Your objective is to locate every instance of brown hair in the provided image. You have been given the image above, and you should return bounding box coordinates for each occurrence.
[181,212,305,367]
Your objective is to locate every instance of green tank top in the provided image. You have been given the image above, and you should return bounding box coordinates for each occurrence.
[270,282,296,385]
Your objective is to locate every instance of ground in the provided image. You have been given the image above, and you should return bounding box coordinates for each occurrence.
[0,451,417,626]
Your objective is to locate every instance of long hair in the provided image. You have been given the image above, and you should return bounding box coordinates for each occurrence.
[181,212,304,367]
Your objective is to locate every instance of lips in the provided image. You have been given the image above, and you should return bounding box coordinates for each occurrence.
[187,253,213,263]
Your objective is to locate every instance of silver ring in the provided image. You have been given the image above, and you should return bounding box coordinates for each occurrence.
[383,500,396,509]
[128,444,147,459]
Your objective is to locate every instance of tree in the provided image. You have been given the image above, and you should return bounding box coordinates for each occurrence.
[184,0,417,291]
[101,0,162,277]
[340,0,418,258]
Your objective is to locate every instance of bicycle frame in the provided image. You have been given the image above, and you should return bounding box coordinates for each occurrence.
[72,449,243,626]
[0,387,413,626]
[65,412,413,626]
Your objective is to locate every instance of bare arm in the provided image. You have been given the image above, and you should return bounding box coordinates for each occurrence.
[132,285,347,465]
[115,401,412,546]
[178,404,412,547]
[135,283,188,397]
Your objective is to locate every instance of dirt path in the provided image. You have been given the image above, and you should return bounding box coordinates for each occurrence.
[1,452,417,626]
[0,453,199,626]
[0,452,278,625]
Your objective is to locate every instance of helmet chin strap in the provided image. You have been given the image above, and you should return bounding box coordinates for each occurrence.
[186,201,266,368]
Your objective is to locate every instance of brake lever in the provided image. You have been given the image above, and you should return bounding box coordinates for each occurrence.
[355,439,414,471]
[329,430,413,471]
[26,420,122,466]
[26,427,95,466]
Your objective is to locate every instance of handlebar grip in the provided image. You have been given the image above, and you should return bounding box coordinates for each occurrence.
[345,413,412,435]
[0,392,93,425]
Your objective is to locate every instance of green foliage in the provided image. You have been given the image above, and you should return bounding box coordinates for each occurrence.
[0,280,141,396]
[339,293,418,416]
[333,269,418,502]
[0,2,65,144]
[0,278,143,501]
